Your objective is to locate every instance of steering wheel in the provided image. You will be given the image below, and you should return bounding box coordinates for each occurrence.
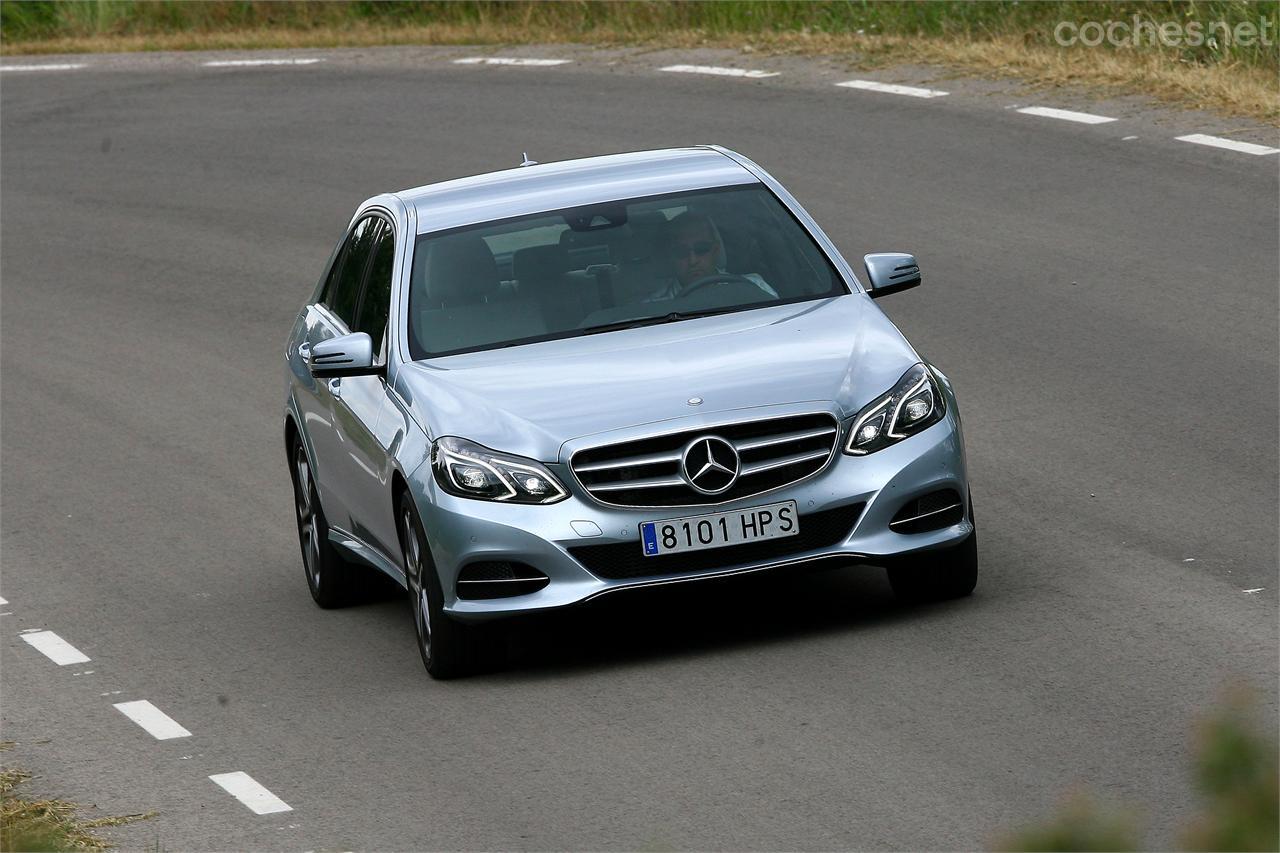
[678,273,758,298]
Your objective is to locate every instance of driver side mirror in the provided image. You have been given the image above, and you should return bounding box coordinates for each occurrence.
[306,332,378,378]
[863,253,921,298]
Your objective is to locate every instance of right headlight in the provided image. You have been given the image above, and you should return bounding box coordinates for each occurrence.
[844,363,946,455]
[431,436,569,504]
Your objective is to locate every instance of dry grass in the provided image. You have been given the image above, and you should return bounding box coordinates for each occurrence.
[1,765,154,852]
[2,21,1276,124]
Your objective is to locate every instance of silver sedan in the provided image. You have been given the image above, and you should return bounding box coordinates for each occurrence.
[284,146,976,678]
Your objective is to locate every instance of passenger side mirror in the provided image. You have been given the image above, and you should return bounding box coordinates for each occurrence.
[306,332,378,378]
[863,253,921,298]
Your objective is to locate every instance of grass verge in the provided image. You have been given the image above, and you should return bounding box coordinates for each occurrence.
[0,2,1277,124]
[1,757,154,852]
[995,687,1280,851]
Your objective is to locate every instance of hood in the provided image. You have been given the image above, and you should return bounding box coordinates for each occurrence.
[397,295,920,462]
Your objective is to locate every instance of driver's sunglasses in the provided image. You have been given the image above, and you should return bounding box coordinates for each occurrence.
[671,240,715,260]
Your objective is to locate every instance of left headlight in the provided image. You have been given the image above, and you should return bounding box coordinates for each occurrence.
[432,436,569,504]
[845,363,946,455]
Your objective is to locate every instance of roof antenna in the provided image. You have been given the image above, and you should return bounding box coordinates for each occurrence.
[519,152,538,167]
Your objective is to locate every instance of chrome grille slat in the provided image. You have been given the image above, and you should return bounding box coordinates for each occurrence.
[740,447,832,477]
[571,412,839,507]
[589,476,687,492]
[573,451,682,473]
[733,426,836,452]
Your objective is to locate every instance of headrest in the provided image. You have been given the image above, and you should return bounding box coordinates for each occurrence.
[421,233,500,306]
[512,244,569,285]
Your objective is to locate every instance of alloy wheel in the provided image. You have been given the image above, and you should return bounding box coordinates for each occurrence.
[402,508,433,663]
[294,446,321,593]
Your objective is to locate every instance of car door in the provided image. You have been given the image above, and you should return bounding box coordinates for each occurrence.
[302,214,381,531]
[328,217,401,558]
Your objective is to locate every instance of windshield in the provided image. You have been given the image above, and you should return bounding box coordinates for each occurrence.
[407,184,847,359]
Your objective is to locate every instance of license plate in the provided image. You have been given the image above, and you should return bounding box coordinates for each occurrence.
[640,500,798,557]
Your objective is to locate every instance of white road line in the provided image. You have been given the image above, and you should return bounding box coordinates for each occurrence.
[20,631,90,665]
[209,772,293,814]
[1016,106,1117,124]
[661,64,779,79]
[113,700,192,740]
[0,63,87,73]
[453,57,571,66]
[202,58,323,67]
[1243,588,1265,594]
[836,80,949,99]
[0,596,7,606]
[1175,134,1280,156]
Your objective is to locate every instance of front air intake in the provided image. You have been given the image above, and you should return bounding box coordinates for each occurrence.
[456,561,549,600]
[889,489,964,534]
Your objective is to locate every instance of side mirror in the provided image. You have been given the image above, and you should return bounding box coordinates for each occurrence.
[306,332,378,378]
[863,253,921,298]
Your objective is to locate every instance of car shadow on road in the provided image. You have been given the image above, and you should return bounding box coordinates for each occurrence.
[478,561,968,680]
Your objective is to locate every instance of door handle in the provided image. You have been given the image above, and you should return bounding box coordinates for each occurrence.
[328,377,342,399]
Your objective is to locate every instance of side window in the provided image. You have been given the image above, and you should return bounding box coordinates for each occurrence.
[355,221,395,357]
[318,239,346,307]
[324,216,379,327]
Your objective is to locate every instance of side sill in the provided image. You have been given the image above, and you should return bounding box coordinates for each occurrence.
[329,527,407,589]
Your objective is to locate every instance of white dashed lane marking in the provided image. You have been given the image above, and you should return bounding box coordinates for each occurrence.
[661,64,779,79]
[0,596,8,606]
[0,63,87,73]
[203,58,323,67]
[20,630,90,665]
[1016,106,1118,124]
[209,772,293,814]
[1175,134,1280,156]
[114,700,193,740]
[453,57,571,66]
[836,80,949,98]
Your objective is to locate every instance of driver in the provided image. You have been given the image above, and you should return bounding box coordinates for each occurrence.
[647,210,777,301]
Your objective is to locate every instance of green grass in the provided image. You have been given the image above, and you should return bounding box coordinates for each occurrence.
[2,1,1277,72]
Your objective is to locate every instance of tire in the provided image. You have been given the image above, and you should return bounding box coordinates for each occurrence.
[398,493,480,679]
[886,506,978,604]
[290,438,356,608]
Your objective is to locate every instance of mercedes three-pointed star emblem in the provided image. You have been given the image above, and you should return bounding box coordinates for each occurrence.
[681,435,740,495]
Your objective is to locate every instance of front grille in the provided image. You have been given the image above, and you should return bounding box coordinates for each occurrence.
[568,502,864,581]
[889,489,964,534]
[456,561,550,600]
[571,412,839,507]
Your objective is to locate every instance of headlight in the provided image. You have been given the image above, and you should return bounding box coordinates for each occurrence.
[845,363,946,455]
[432,437,569,504]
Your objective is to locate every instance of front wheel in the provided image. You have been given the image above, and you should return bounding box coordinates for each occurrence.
[399,494,480,679]
[290,439,356,608]
[886,528,978,603]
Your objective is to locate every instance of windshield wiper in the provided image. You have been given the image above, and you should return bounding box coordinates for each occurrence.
[579,308,735,336]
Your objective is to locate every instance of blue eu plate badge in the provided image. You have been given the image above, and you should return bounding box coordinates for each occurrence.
[641,523,659,555]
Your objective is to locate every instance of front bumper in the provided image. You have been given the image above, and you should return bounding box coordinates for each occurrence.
[417,410,970,622]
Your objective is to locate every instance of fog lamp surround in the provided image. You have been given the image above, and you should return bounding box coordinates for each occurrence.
[845,363,946,455]
[432,436,569,504]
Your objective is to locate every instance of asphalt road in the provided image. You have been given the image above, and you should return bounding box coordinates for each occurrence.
[2,49,1277,850]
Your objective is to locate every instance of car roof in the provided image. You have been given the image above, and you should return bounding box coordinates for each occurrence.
[395,146,759,236]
